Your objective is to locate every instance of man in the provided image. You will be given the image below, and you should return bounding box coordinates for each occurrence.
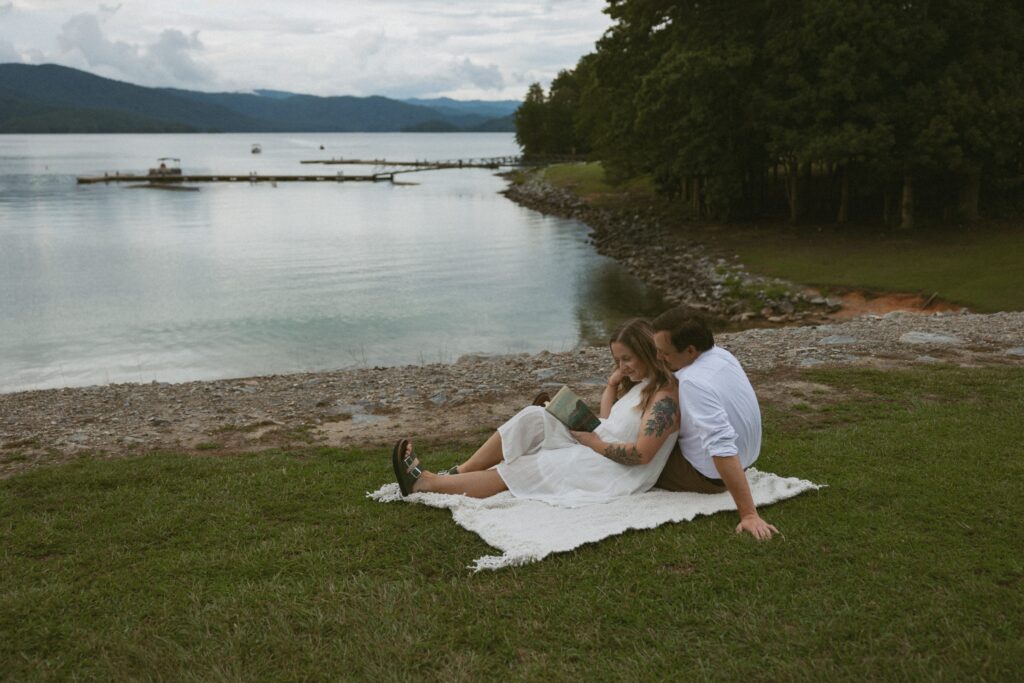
[652,307,779,540]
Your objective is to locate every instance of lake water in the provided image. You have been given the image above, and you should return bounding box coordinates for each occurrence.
[0,133,662,394]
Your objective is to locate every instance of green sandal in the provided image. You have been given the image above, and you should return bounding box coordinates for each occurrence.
[391,438,422,496]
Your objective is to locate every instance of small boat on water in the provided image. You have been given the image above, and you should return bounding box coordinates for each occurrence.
[148,157,182,177]
[138,157,197,190]
[252,143,262,154]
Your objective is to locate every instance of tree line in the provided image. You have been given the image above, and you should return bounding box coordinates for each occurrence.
[515,1,1024,227]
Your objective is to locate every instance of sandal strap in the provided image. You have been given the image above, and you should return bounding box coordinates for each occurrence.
[402,452,422,479]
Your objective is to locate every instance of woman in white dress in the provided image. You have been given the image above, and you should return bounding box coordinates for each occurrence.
[391,318,680,507]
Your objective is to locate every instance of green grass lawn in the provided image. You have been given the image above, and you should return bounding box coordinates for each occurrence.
[3,366,1023,681]
[542,162,656,204]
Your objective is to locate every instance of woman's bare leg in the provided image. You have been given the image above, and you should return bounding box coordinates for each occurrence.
[454,431,505,473]
[413,469,508,498]
[400,441,508,498]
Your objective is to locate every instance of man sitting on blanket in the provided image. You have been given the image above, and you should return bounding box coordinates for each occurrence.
[652,307,780,541]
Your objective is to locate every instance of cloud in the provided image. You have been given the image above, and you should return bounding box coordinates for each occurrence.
[3,1,612,99]
[325,30,506,98]
[58,13,137,67]
[0,36,18,62]
[0,2,19,61]
[23,48,45,63]
[148,29,207,84]
[452,58,504,91]
[56,9,214,89]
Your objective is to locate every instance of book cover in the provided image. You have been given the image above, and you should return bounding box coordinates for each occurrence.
[544,385,601,432]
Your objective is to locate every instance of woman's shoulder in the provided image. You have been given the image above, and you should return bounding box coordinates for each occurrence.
[647,383,679,407]
[652,378,678,398]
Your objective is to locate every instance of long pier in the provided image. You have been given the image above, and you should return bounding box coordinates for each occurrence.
[77,154,590,185]
[299,156,520,169]
[76,172,395,185]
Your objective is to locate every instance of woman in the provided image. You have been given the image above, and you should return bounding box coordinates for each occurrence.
[391,318,680,506]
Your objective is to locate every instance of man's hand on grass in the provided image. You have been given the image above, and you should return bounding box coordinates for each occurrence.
[736,514,780,541]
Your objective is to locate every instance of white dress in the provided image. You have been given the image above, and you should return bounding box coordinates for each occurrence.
[495,381,677,507]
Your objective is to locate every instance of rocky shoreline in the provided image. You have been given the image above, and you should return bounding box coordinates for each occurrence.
[502,171,839,324]
[2,173,1023,480]
[3,310,1022,480]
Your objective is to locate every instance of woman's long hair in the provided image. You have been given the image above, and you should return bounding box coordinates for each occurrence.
[610,318,675,412]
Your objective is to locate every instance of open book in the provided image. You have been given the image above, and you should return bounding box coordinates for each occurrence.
[544,385,601,432]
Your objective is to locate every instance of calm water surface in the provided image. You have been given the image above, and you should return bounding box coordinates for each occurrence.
[0,133,662,393]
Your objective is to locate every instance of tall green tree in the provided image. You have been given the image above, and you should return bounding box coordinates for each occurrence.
[514,83,548,156]
[545,69,588,155]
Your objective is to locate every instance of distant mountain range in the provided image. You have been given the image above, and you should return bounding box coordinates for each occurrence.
[0,63,519,133]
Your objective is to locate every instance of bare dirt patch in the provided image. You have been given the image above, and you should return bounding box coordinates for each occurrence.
[826,290,964,320]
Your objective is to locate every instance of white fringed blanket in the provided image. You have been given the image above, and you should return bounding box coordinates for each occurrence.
[367,469,822,571]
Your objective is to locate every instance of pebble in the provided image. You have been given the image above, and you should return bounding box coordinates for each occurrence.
[350,414,390,425]
[819,335,858,345]
[899,332,963,345]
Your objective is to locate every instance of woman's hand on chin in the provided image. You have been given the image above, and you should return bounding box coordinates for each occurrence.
[607,367,625,387]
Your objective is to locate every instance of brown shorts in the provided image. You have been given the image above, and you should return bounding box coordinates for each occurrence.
[655,444,728,494]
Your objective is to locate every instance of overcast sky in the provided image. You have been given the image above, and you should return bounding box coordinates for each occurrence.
[0,1,612,100]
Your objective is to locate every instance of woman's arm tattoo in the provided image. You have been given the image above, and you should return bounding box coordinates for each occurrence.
[603,443,643,465]
[643,397,678,437]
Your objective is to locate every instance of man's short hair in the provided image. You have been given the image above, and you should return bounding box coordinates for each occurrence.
[652,307,715,352]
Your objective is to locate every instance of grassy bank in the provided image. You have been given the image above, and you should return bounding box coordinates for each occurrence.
[3,366,1023,680]
[542,161,656,204]
[541,163,1024,312]
[728,226,1024,312]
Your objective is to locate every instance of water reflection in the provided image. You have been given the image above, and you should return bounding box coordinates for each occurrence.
[575,261,667,346]
[0,133,665,392]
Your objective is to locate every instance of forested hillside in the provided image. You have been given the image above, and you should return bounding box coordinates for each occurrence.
[515,1,1024,227]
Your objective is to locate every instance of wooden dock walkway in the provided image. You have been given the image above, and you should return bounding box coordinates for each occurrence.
[299,156,520,169]
[77,154,590,186]
[77,172,394,185]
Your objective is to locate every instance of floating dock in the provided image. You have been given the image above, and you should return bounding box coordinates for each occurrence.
[76,172,395,185]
